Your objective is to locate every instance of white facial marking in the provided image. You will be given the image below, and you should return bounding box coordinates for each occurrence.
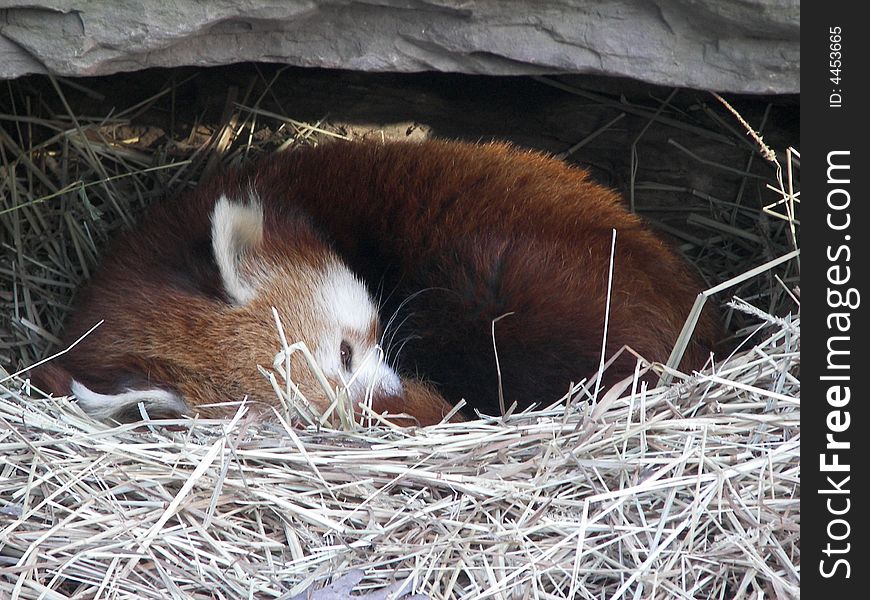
[71,379,189,420]
[316,261,379,335]
[211,193,265,304]
[346,346,403,399]
[314,261,402,401]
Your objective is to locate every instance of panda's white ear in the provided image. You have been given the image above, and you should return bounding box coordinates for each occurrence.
[211,194,265,304]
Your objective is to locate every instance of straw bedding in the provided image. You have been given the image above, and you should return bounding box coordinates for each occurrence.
[1,71,799,598]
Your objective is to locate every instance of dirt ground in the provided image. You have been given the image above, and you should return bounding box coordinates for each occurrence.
[5,63,799,190]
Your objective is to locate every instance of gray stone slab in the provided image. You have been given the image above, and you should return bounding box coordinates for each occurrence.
[0,0,799,93]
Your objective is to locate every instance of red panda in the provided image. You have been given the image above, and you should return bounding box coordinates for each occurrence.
[39,139,719,424]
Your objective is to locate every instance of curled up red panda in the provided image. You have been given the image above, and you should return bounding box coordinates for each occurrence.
[36,139,720,425]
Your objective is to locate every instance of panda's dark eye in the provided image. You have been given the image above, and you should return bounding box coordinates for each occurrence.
[340,340,353,371]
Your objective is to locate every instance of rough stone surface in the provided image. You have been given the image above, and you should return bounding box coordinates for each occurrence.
[0,0,799,93]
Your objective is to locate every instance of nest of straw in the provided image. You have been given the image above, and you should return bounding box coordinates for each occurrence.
[1,70,799,598]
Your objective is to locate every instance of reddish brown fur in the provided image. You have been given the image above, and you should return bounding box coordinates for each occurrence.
[44,139,719,423]
[247,140,721,414]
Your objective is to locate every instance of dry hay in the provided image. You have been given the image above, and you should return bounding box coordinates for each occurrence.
[1,71,799,598]
[1,320,799,599]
